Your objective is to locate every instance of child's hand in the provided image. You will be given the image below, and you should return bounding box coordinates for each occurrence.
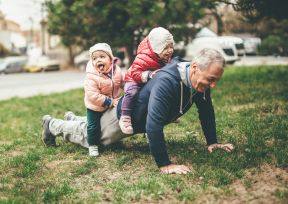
[150,70,159,79]
[112,97,121,107]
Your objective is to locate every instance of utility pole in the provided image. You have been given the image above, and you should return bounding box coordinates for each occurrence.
[41,1,46,55]
[29,17,34,44]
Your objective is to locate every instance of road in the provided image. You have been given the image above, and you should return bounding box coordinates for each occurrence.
[234,56,288,66]
[0,70,86,101]
[1,56,287,101]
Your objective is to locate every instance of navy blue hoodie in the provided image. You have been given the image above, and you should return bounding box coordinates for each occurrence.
[117,57,217,167]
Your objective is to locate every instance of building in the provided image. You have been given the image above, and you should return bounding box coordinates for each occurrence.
[0,10,27,53]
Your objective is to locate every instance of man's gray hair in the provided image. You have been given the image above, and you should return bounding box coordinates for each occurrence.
[191,49,226,71]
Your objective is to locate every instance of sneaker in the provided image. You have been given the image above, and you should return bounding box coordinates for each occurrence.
[89,145,99,157]
[119,116,134,134]
[41,115,56,147]
[173,118,180,123]
[64,111,75,121]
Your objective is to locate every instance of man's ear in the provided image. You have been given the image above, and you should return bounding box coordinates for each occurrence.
[191,62,198,74]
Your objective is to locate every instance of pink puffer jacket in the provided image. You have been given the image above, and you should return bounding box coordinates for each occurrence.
[84,58,125,112]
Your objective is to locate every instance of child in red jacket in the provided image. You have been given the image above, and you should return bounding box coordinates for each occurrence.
[120,27,174,134]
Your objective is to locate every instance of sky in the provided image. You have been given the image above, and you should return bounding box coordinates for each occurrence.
[0,0,48,31]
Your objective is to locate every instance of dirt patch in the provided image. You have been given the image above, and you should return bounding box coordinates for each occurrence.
[0,141,12,145]
[191,164,288,204]
[231,103,256,112]
[44,157,84,173]
[10,151,23,157]
[276,106,286,115]
[214,165,287,203]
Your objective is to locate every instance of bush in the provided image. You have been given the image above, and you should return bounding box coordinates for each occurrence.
[257,35,283,56]
[257,19,288,56]
[8,52,21,56]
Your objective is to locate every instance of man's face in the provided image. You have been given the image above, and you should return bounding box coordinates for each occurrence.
[190,62,224,92]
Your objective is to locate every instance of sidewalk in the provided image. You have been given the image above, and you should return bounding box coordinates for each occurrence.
[234,56,288,67]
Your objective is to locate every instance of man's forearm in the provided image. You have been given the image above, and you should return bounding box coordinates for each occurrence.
[146,128,171,168]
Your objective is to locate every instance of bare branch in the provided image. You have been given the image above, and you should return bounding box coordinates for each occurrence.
[217,0,238,6]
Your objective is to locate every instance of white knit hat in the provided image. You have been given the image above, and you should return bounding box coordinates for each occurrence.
[148,27,174,54]
[89,43,114,59]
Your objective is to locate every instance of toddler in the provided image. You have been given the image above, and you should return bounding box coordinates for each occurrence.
[120,27,174,134]
[85,43,125,156]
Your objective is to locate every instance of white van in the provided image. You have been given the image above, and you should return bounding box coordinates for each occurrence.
[185,27,245,64]
[0,56,28,74]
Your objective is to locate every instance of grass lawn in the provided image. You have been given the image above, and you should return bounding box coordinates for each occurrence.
[0,65,288,203]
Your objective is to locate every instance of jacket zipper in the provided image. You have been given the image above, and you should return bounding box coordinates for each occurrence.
[170,82,195,123]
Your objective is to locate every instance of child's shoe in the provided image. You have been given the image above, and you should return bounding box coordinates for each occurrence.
[173,118,180,123]
[119,116,134,134]
[89,145,99,157]
[64,111,75,121]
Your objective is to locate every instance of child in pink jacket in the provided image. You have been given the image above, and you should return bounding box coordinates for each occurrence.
[84,43,125,157]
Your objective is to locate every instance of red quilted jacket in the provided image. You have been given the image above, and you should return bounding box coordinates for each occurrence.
[125,36,171,83]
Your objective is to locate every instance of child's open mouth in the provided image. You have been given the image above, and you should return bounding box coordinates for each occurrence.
[98,64,105,70]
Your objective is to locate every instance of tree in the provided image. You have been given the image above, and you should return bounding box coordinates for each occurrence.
[257,19,288,56]
[46,0,81,64]
[219,0,287,22]
[46,0,218,65]
[0,43,8,58]
[219,0,288,56]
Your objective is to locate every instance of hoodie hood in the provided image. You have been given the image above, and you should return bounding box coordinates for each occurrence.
[159,57,206,114]
[176,61,191,87]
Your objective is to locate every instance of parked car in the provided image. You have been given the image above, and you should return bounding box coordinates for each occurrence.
[185,27,245,64]
[0,56,28,74]
[22,56,60,72]
[74,50,90,72]
[243,38,261,55]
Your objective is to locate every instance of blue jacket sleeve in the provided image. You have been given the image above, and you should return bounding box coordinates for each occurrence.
[146,79,176,168]
[194,88,217,145]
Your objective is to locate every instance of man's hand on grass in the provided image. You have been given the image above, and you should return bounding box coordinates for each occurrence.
[208,143,234,153]
[160,164,191,174]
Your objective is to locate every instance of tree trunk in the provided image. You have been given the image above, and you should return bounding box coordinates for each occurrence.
[68,46,74,65]
[126,43,135,67]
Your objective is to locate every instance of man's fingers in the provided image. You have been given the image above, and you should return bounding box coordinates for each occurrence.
[227,144,234,150]
[164,164,191,175]
[208,143,234,153]
[208,147,213,153]
[176,165,191,174]
[180,165,191,172]
[222,144,234,152]
[172,169,186,175]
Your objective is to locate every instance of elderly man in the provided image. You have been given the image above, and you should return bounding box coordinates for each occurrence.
[42,49,234,174]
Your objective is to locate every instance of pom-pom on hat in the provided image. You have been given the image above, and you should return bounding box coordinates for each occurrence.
[89,43,114,59]
[148,27,174,55]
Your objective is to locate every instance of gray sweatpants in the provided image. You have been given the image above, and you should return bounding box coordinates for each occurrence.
[49,107,132,148]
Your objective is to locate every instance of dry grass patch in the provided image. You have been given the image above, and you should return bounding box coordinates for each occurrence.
[192,165,288,204]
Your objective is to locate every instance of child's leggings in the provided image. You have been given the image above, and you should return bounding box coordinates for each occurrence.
[121,81,145,117]
[87,108,104,146]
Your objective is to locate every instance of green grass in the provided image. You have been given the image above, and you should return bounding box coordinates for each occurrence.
[0,65,288,203]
